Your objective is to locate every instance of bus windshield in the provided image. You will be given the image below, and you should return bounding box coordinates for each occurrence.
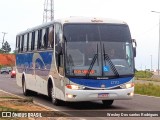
[64,24,134,78]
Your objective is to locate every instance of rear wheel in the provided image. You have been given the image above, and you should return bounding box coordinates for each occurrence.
[22,79,30,96]
[102,100,114,107]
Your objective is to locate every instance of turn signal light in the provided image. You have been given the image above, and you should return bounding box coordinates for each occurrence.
[66,84,80,90]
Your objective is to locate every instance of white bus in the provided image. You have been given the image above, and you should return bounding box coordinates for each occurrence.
[16,17,136,106]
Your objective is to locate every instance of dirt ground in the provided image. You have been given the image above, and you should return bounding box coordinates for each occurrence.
[0,90,74,120]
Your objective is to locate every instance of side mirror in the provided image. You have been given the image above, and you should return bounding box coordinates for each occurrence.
[133,47,136,57]
[132,39,137,57]
[132,39,137,47]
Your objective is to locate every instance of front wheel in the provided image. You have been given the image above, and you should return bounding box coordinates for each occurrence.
[50,86,61,106]
[102,100,114,107]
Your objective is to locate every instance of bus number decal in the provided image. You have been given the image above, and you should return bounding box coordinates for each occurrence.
[111,81,119,85]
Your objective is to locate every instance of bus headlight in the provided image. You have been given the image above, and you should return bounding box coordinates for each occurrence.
[66,84,80,90]
[126,83,134,88]
[120,83,134,89]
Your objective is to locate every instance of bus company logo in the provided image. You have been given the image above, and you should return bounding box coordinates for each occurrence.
[101,84,106,88]
[2,112,11,117]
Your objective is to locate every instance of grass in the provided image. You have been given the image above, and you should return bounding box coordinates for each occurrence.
[135,83,160,97]
[135,70,160,82]
[136,77,160,82]
[0,96,20,99]
[0,106,18,111]
[135,70,153,78]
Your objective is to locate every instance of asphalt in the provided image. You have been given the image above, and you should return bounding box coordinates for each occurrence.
[0,74,160,120]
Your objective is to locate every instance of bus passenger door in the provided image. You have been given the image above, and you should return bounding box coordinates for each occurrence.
[55,23,65,91]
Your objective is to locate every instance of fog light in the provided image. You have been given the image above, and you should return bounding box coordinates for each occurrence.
[66,93,76,98]
[127,92,134,96]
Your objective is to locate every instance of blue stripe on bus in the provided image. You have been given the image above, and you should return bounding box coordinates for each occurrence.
[16,52,53,76]
[69,77,133,88]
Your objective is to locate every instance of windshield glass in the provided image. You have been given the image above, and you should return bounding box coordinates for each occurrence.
[64,24,134,77]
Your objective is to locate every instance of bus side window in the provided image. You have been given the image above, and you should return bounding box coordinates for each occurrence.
[31,32,35,50]
[55,24,61,45]
[41,29,46,49]
[17,36,20,53]
[24,34,27,52]
[38,30,42,49]
[35,31,38,50]
[48,26,54,48]
[27,33,29,51]
[28,33,32,51]
[20,35,24,52]
[44,27,49,49]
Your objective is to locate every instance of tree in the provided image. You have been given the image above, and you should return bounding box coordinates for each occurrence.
[1,41,11,53]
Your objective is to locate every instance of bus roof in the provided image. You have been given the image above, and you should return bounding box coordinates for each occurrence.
[17,17,127,36]
[56,17,127,25]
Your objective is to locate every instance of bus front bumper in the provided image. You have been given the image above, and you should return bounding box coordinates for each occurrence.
[65,87,134,102]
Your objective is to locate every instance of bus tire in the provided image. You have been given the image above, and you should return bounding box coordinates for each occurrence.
[50,86,61,106]
[102,100,114,107]
[22,79,30,96]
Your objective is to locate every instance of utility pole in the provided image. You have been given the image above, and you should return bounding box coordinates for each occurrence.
[2,32,7,48]
[150,55,152,71]
[151,11,160,75]
[43,0,54,22]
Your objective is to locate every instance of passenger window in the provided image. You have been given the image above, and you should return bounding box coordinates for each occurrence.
[31,32,35,50]
[20,36,24,52]
[16,36,20,52]
[28,33,32,51]
[27,33,29,51]
[48,26,54,48]
[41,29,46,49]
[38,30,42,50]
[16,36,18,49]
[35,31,38,50]
[55,24,62,45]
[24,34,27,51]
[45,27,49,49]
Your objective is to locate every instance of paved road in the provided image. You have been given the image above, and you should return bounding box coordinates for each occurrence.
[0,74,160,120]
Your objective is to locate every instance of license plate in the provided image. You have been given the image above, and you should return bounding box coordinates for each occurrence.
[98,93,108,98]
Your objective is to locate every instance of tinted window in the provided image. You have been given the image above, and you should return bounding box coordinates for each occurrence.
[28,33,32,51]
[20,36,24,52]
[35,31,38,50]
[64,24,131,42]
[31,32,35,50]
[48,26,54,48]
[24,34,27,51]
[38,30,42,49]
[41,29,46,49]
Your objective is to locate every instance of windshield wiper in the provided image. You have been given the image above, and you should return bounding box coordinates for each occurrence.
[103,44,119,77]
[86,44,99,77]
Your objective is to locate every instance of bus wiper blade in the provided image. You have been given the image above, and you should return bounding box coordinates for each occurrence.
[103,44,119,77]
[86,44,98,77]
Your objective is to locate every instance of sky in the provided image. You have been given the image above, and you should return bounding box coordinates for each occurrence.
[0,0,160,70]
